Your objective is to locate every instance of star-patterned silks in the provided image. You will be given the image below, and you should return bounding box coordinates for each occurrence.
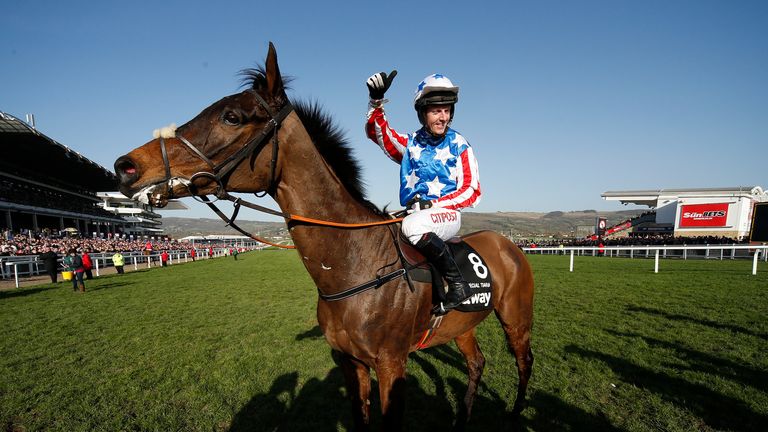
[426,176,446,196]
[409,145,424,160]
[448,165,458,181]
[398,130,463,204]
[450,133,468,148]
[404,170,419,190]
[433,146,453,165]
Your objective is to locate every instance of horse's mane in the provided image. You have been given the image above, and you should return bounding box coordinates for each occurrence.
[241,68,385,216]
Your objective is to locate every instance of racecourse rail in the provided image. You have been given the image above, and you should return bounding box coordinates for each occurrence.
[2,244,767,288]
[0,247,266,288]
[521,244,768,275]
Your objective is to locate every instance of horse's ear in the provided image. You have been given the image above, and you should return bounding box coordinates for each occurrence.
[265,42,283,98]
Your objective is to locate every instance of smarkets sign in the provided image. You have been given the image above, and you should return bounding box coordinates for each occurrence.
[679,203,729,228]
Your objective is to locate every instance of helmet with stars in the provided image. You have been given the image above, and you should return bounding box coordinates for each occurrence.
[413,74,459,126]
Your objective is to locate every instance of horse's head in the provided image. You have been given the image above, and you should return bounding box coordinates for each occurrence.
[114,43,291,207]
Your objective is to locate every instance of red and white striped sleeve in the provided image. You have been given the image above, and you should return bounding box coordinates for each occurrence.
[434,146,481,210]
[365,104,408,164]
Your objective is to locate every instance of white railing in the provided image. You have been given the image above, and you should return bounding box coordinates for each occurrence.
[1,247,260,288]
[4,243,765,288]
[521,244,768,275]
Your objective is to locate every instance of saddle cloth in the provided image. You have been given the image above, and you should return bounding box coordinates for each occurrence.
[399,236,493,312]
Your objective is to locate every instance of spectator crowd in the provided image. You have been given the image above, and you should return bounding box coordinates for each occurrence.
[519,234,750,249]
[0,230,241,256]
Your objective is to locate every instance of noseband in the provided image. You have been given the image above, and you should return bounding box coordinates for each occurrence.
[158,90,294,201]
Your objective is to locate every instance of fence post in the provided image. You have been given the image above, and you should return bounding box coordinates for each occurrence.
[133,256,138,270]
[731,244,736,260]
[7,263,20,288]
[570,249,574,272]
[753,250,760,276]
[95,258,100,277]
[654,249,660,273]
[683,246,687,260]
[705,244,710,259]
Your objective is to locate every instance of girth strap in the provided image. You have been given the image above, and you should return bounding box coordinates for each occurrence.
[318,268,406,302]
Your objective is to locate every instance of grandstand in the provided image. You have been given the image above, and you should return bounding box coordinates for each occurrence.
[97,192,187,236]
[0,111,182,237]
[602,187,767,240]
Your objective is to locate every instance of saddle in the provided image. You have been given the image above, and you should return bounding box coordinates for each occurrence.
[398,235,493,312]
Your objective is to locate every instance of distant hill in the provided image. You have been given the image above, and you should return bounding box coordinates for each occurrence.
[160,217,289,239]
[459,209,643,239]
[161,210,643,240]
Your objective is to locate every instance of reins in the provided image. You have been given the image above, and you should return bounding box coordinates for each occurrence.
[199,192,404,249]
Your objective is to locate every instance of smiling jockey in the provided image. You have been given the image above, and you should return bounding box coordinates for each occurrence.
[365,71,482,313]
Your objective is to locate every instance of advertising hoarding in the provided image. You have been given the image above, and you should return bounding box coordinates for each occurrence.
[679,203,729,228]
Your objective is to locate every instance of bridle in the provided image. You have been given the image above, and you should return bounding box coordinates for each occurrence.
[159,90,293,202]
[154,89,409,301]
[155,90,403,250]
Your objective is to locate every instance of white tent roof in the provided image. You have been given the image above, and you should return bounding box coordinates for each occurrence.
[602,186,766,208]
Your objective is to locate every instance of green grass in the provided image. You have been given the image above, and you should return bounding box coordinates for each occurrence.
[1,252,766,431]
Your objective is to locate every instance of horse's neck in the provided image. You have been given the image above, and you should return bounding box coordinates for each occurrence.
[273,115,396,291]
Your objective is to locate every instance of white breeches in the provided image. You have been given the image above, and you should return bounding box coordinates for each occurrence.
[401,208,462,245]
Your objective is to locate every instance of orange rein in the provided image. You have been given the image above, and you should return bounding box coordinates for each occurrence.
[252,215,404,249]
[197,193,404,250]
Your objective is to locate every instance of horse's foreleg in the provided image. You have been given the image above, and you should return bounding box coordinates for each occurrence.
[375,355,407,431]
[453,329,486,428]
[338,353,372,431]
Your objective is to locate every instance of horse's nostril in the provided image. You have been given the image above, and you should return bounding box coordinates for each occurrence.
[115,157,138,180]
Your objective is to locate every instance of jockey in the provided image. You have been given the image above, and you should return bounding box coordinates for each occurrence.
[365,71,482,313]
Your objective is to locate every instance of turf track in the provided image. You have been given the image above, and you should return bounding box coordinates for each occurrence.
[1,251,766,431]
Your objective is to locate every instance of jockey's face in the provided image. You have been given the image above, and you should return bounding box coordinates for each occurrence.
[424,104,452,136]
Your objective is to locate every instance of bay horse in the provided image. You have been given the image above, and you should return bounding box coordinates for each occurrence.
[114,43,534,431]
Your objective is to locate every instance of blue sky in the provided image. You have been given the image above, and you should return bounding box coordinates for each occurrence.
[2,0,766,221]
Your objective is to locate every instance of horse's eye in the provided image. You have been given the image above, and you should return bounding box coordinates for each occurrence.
[222,112,240,126]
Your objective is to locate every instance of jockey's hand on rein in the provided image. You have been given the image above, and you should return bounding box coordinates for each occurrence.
[367,70,398,100]
[407,195,433,212]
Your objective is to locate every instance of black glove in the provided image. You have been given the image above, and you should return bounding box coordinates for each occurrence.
[406,195,433,211]
[366,70,398,100]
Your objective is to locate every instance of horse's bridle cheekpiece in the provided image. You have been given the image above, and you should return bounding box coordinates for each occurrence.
[159,90,293,203]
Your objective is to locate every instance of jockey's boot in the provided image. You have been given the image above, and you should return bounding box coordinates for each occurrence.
[415,233,471,314]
